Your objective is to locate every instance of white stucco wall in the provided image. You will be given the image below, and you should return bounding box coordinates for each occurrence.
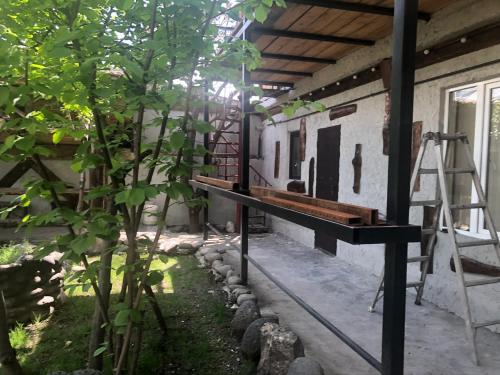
[0,109,237,227]
[257,0,500,331]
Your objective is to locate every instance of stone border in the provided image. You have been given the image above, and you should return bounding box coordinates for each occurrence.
[194,243,324,375]
[0,252,64,325]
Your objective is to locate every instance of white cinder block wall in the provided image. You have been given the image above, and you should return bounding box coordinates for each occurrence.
[256,0,500,331]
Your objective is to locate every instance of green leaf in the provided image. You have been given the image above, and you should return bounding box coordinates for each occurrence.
[70,235,96,255]
[194,121,215,134]
[128,188,146,206]
[0,87,10,106]
[170,132,185,150]
[15,136,36,152]
[114,309,130,327]
[52,130,65,144]
[93,344,107,357]
[255,5,268,23]
[146,270,164,286]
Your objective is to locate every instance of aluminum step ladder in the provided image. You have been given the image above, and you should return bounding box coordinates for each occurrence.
[369,131,500,365]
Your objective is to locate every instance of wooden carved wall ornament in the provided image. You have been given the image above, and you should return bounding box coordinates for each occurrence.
[380,58,392,156]
[308,157,315,197]
[382,92,391,155]
[299,118,306,161]
[274,141,280,178]
[411,121,423,191]
[329,104,357,121]
[352,144,362,194]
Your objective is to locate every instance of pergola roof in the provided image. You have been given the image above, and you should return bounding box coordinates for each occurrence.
[248,0,455,87]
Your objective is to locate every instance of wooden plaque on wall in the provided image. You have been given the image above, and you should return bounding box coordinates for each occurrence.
[299,118,306,161]
[274,141,280,178]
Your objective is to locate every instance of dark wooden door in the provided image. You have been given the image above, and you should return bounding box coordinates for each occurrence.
[315,125,341,254]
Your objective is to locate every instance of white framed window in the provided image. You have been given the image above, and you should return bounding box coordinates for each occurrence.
[444,77,500,237]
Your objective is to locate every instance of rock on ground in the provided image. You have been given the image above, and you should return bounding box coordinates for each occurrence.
[231,300,261,339]
[237,293,256,305]
[287,357,324,375]
[241,316,279,361]
[204,252,223,265]
[257,323,305,375]
[227,275,242,285]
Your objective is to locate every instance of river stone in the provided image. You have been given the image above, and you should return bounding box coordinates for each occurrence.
[232,287,251,298]
[227,275,242,285]
[178,240,203,250]
[287,357,324,375]
[228,283,245,291]
[204,252,222,265]
[231,300,261,339]
[237,293,257,305]
[212,259,224,268]
[241,316,279,361]
[257,324,304,375]
[214,264,232,277]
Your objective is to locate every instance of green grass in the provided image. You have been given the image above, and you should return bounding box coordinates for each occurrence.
[9,323,29,350]
[9,254,246,375]
[0,242,33,265]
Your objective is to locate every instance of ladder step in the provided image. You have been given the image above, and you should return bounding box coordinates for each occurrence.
[450,202,486,210]
[436,133,468,141]
[410,200,441,206]
[473,319,500,328]
[418,168,474,174]
[456,239,498,248]
[465,276,500,287]
[421,228,436,236]
[408,256,430,263]
[407,281,424,288]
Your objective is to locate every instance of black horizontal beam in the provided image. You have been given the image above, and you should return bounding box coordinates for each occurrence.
[261,52,337,64]
[254,68,313,77]
[190,180,421,244]
[250,79,295,87]
[251,27,375,46]
[286,0,431,21]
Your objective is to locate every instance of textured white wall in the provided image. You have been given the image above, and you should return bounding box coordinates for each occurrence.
[257,0,500,330]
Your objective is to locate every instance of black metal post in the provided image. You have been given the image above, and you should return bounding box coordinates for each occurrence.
[382,1,419,374]
[203,81,210,241]
[240,29,251,285]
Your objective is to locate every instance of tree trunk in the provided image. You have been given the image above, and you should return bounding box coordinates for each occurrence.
[87,241,113,369]
[0,291,23,375]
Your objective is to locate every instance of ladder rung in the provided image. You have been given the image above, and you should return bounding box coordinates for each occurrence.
[421,228,436,236]
[473,319,500,328]
[410,200,441,206]
[418,168,474,174]
[408,256,430,263]
[465,276,500,287]
[450,202,486,210]
[407,281,424,288]
[456,239,498,248]
[436,133,468,141]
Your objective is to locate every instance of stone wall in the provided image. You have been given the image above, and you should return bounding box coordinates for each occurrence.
[0,252,64,325]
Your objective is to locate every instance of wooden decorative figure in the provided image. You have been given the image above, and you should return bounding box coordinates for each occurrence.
[411,121,423,191]
[329,104,357,121]
[274,141,280,178]
[352,144,362,194]
[308,157,315,197]
[299,118,306,161]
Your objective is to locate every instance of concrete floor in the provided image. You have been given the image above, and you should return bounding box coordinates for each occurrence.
[218,232,500,375]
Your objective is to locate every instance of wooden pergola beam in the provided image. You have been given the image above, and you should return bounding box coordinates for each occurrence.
[261,52,337,64]
[254,68,313,77]
[286,0,431,21]
[250,79,295,87]
[251,27,375,46]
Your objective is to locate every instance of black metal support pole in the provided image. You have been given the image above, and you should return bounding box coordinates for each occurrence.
[382,1,419,374]
[203,81,210,241]
[240,32,251,285]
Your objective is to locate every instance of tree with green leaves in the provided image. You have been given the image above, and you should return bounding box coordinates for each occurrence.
[0,0,285,373]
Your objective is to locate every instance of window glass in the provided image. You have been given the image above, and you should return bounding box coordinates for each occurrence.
[289,131,301,179]
[447,88,476,230]
[486,87,500,226]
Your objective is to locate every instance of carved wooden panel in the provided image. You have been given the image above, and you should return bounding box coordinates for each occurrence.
[329,104,357,121]
[274,141,280,178]
[352,144,362,194]
[411,121,423,192]
[299,118,306,161]
[308,157,315,197]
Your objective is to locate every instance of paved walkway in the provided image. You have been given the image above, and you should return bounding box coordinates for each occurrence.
[219,232,500,375]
